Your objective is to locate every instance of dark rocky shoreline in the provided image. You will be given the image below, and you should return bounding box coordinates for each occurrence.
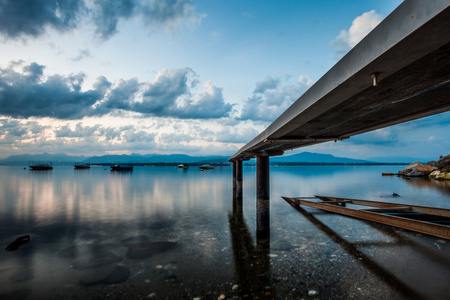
[397,154,450,180]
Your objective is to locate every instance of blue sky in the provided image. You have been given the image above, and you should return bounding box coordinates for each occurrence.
[0,0,448,161]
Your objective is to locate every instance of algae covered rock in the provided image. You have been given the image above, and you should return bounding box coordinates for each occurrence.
[400,161,436,177]
[426,155,450,180]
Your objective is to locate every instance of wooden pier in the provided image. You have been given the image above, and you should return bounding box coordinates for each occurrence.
[283,196,450,240]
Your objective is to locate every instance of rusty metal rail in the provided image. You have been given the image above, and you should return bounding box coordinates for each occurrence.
[282,196,450,240]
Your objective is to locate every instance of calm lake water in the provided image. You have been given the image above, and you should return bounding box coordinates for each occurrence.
[0,165,449,299]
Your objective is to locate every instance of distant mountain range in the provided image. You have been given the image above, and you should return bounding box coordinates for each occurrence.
[0,151,431,165]
[270,152,371,164]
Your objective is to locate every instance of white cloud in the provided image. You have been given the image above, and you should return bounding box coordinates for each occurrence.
[239,74,314,122]
[330,10,382,60]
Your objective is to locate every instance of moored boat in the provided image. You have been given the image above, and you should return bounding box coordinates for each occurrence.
[111,164,133,171]
[74,163,90,169]
[177,163,189,169]
[199,164,214,170]
[29,163,53,170]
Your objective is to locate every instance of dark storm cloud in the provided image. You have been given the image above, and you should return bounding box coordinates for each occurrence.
[0,62,232,120]
[92,0,137,40]
[135,68,193,115]
[132,69,233,119]
[140,0,198,29]
[97,78,142,112]
[0,0,83,39]
[92,0,200,40]
[0,62,105,119]
[0,0,202,40]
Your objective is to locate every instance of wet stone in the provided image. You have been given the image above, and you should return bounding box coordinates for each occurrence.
[58,243,119,258]
[272,240,295,251]
[9,269,34,283]
[79,264,130,286]
[72,250,122,269]
[148,220,176,230]
[121,235,149,246]
[5,235,30,251]
[77,232,108,242]
[127,241,177,259]
[0,288,32,300]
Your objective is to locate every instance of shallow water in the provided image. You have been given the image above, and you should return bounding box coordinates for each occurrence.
[0,165,449,299]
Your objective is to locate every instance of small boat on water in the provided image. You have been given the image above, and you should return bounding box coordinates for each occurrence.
[177,163,189,169]
[74,163,90,169]
[199,164,214,170]
[29,163,53,170]
[111,164,133,171]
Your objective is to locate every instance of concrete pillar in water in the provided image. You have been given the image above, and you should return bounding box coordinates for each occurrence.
[236,160,243,199]
[256,155,270,239]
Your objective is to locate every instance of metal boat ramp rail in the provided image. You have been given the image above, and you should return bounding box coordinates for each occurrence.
[283,196,450,240]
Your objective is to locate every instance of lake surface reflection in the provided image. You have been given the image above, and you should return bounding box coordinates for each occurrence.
[0,165,449,299]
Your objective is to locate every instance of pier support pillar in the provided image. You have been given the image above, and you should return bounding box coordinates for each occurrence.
[256,155,270,239]
[236,160,243,199]
[232,161,237,190]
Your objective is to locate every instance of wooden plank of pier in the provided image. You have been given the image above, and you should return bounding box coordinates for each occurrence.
[282,196,450,240]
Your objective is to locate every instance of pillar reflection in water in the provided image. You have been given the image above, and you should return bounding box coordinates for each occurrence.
[229,192,273,297]
[256,155,270,239]
[235,160,243,200]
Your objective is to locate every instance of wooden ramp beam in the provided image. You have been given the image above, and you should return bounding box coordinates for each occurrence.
[283,196,450,240]
[315,195,450,218]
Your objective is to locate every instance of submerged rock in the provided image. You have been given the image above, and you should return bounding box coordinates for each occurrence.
[5,235,30,251]
[127,241,177,259]
[9,269,34,283]
[0,288,32,300]
[58,243,119,258]
[121,235,149,246]
[272,240,295,251]
[72,250,122,269]
[148,220,176,229]
[79,264,130,286]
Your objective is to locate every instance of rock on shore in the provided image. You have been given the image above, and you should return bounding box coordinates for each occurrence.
[398,154,450,180]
